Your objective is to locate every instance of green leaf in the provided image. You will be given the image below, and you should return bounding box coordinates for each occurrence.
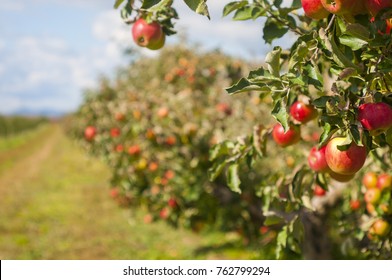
[272,98,289,132]
[319,122,337,148]
[227,164,241,193]
[339,35,368,51]
[114,0,125,9]
[209,140,234,160]
[208,159,227,181]
[183,0,210,19]
[265,47,282,77]
[349,125,362,145]
[233,6,253,21]
[264,215,284,226]
[222,1,248,17]
[277,226,288,248]
[252,125,268,157]
[304,63,323,90]
[263,18,288,44]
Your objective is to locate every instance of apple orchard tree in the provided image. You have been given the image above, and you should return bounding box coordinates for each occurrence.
[111,0,392,258]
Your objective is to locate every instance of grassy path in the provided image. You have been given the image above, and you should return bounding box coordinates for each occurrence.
[0,125,259,260]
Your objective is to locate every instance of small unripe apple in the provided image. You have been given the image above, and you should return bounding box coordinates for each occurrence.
[364,188,381,204]
[363,172,378,189]
[308,145,330,172]
[132,18,165,50]
[358,102,392,135]
[272,123,301,147]
[325,137,367,175]
[370,219,391,237]
[314,185,327,196]
[377,173,392,190]
[84,126,97,141]
[290,101,318,123]
[301,0,330,19]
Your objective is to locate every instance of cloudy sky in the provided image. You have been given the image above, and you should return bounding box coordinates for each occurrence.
[0,0,293,115]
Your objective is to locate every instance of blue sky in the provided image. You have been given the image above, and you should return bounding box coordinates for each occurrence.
[0,0,294,115]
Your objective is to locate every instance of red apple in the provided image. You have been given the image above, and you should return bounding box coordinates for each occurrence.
[308,145,330,172]
[157,107,169,118]
[159,208,169,219]
[128,145,141,156]
[115,144,124,153]
[365,0,392,16]
[132,18,165,50]
[321,0,358,15]
[325,137,367,175]
[148,162,159,172]
[363,172,378,189]
[168,198,178,209]
[370,219,391,237]
[84,126,97,141]
[165,136,176,146]
[350,199,361,211]
[259,226,269,234]
[110,127,121,138]
[164,170,175,180]
[358,102,392,135]
[364,188,381,204]
[314,185,327,196]
[290,101,318,123]
[302,0,330,19]
[272,123,301,147]
[377,173,392,190]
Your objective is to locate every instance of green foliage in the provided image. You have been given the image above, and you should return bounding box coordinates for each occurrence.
[0,115,48,137]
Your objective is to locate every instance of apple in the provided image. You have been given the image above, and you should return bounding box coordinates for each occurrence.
[145,129,156,141]
[370,219,391,237]
[168,198,178,209]
[325,137,367,175]
[110,127,121,138]
[157,107,169,118]
[328,170,355,182]
[132,18,165,50]
[314,185,327,196]
[387,18,392,33]
[84,126,97,141]
[364,188,381,204]
[109,188,119,199]
[350,199,361,211]
[358,102,392,135]
[366,203,377,215]
[159,208,169,219]
[365,0,392,16]
[143,214,153,224]
[164,170,175,180]
[362,172,378,189]
[272,123,301,147]
[259,226,269,234]
[377,173,392,190]
[301,0,330,19]
[308,145,330,172]
[321,0,358,15]
[128,145,141,156]
[114,112,125,121]
[165,136,176,146]
[290,101,318,123]
[216,102,233,116]
[148,161,159,172]
[115,144,124,153]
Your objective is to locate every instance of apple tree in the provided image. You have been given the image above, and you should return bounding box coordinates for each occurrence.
[109,0,392,259]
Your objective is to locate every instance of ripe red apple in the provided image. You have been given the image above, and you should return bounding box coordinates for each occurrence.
[259,226,269,234]
[321,0,358,15]
[132,18,165,50]
[168,198,178,209]
[159,208,169,219]
[325,137,367,175]
[314,185,327,196]
[364,188,381,204]
[358,102,392,135]
[290,101,318,123]
[370,219,391,237]
[301,0,330,19]
[110,127,121,138]
[329,170,355,182]
[272,123,301,147]
[165,136,176,146]
[363,172,378,189]
[365,0,392,16]
[84,126,97,141]
[115,144,124,153]
[308,145,330,172]
[377,173,392,190]
[128,145,141,156]
[350,199,361,211]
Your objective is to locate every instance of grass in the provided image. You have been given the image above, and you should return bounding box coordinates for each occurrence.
[0,124,265,260]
